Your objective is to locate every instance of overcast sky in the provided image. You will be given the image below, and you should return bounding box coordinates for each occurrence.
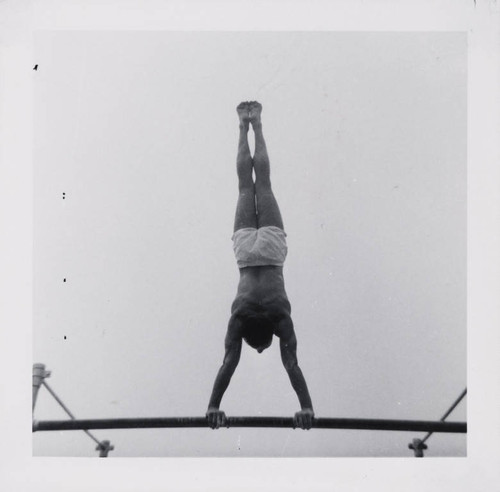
[33,31,466,457]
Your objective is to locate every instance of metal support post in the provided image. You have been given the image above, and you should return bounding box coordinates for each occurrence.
[33,363,51,412]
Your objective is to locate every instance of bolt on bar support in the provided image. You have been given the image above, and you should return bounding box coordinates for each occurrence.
[409,438,428,457]
[96,440,114,457]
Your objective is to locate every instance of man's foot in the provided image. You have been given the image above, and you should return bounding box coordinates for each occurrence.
[248,101,262,128]
[237,102,251,130]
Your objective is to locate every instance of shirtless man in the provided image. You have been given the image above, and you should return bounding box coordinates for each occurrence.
[206,101,314,430]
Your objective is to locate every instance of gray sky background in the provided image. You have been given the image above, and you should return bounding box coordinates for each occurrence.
[33,31,466,457]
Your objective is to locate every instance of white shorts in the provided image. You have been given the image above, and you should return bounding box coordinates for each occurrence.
[232,226,288,268]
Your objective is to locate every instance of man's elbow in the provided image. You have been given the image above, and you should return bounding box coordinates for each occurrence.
[283,359,298,373]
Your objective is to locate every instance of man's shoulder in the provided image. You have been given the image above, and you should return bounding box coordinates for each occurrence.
[275,314,295,339]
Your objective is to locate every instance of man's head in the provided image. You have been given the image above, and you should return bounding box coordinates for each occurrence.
[242,316,274,353]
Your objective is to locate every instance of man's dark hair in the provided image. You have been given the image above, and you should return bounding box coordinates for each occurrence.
[242,315,275,350]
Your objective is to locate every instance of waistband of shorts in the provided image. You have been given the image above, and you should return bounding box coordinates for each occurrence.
[232,226,286,240]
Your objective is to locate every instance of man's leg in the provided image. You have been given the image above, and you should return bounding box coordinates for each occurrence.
[234,102,257,232]
[249,101,284,230]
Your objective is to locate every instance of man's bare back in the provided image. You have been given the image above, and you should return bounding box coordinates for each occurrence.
[232,266,291,321]
[206,102,314,430]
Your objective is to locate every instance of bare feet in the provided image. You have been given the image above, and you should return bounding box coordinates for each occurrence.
[237,102,251,130]
[248,101,262,128]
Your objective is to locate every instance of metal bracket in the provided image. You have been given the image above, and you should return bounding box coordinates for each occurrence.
[408,438,428,457]
[96,440,114,457]
[33,363,51,412]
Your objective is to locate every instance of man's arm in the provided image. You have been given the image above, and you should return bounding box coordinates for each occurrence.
[276,316,314,429]
[206,317,243,429]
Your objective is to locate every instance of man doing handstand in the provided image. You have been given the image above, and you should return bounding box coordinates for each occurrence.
[206,101,314,430]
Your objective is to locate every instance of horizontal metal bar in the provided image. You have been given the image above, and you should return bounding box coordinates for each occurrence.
[32,417,466,433]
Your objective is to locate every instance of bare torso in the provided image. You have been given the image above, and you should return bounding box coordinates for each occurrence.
[231,266,291,322]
